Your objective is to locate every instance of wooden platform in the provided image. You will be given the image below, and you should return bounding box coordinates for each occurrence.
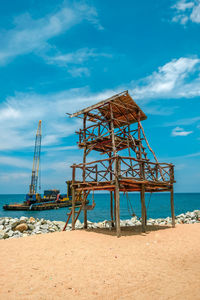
[73,179,172,192]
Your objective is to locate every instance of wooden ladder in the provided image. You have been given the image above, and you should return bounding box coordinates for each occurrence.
[63,204,83,231]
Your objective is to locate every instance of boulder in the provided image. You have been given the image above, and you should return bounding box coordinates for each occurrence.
[7,230,14,237]
[0,230,5,239]
[14,223,28,232]
[10,220,20,229]
[53,221,65,230]
[28,224,35,231]
[20,216,28,223]
[75,220,83,229]
[0,219,5,225]
[29,217,35,223]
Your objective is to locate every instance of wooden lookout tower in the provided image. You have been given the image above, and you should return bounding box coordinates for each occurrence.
[67,91,175,237]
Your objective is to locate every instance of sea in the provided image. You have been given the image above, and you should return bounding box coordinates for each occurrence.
[0,193,199,223]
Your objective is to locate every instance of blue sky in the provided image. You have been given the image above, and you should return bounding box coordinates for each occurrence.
[0,0,200,193]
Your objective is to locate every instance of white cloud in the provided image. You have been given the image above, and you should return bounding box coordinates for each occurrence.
[0,3,103,65]
[43,47,112,77]
[172,0,200,24]
[0,87,117,151]
[131,57,200,100]
[0,156,31,169]
[0,172,30,182]
[1,56,200,152]
[171,126,193,136]
[45,48,112,66]
[164,116,200,127]
[68,67,90,77]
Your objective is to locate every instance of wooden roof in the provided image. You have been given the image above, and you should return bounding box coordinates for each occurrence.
[69,91,147,127]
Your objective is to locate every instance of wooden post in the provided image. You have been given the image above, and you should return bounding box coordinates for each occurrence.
[170,187,175,228]
[110,191,114,227]
[72,165,76,230]
[109,151,114,227]
[83,113,87,229]
[110,104,121,237]
[141,184,146,233]
[115,156,121,237]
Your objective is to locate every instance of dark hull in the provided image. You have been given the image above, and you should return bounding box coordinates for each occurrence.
[3,200,81,211]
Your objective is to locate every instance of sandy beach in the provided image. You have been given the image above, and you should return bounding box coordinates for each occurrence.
[0,223,200,300]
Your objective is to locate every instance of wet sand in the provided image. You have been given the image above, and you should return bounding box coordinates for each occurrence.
[0,223,200,300]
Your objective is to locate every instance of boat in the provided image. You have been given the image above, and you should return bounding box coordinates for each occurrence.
[3,121,78,211]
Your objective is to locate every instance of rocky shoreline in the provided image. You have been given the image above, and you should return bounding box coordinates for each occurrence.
[0,210,200,240]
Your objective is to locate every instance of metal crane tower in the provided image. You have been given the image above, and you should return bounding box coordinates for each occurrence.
[29,120,42,195]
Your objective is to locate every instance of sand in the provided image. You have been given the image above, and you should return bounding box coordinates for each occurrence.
[0,224,200,300]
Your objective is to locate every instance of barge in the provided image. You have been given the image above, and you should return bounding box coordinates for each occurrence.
[3,184,77,211]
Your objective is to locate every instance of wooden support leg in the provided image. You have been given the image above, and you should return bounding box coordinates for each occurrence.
[84,206,87,229]
[72,187,75,230]
[141,184,146,233]
[83,192,87,229]
[170,187,175,228]
[145,206,147,226]
[110,191,114,227]
[115,183,121,238]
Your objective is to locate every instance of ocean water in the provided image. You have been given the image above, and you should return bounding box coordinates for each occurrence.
[0,193,199,223]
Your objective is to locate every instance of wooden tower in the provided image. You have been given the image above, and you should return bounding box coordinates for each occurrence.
[67,91,175,237]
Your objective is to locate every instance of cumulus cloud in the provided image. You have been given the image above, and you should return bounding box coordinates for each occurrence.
[172,0,200,25]
[171,126,193,136]
[1,56,200,152]
[0,87,118,152]
[131,57,200,100]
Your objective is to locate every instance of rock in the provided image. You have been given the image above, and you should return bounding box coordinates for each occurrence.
[29,217,35,223]
[28,224,35,231]
[3,232,9,239]
[5,226,12,233]
[7,230,14,237]
[135,221,141,226]
[75,220,83,229]
[40,219,47,225]
[53,221,65,230]
[20,216,28,223]
[0,225,4,231]
[125,220,134,226]
[0,219,5,225]
[131,216,138,223]
[10,220,20,229]
[14,223,28,232]
[40,224,49,230]
[0,230,5,239]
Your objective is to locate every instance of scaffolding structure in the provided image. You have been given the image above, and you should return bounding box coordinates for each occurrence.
[68,91,175,237]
